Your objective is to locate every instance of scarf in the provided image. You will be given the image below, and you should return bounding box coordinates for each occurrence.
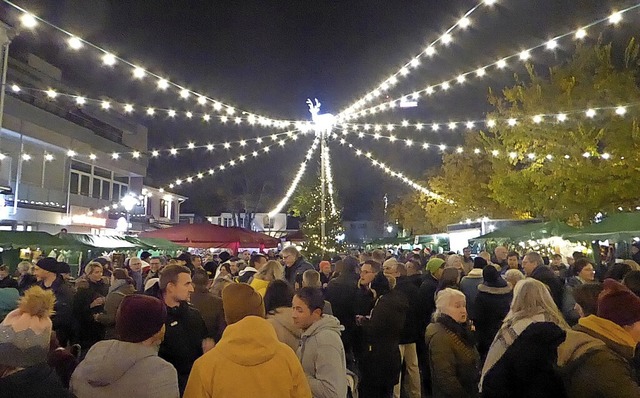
[578,315,637,351]
[437,314,476,347]
[479,312,552,389]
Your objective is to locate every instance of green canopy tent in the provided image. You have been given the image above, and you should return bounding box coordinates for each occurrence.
[125,236,187,251]
[470,220,577,245]
[0,231,85,250]
[565,213,640,242]
[59,234,138,250]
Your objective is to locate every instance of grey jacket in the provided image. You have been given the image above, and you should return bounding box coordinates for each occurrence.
[297,315,348,398]
[70,340,179,398]
[267,306,302,352]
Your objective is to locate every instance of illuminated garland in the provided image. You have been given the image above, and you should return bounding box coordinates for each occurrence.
[8,1,299,125]
[322,145,338,215]
[338,0,495,116]
[268,138,320,217]
[340,6,639,121]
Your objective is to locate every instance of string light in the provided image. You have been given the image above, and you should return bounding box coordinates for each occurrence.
[323,146,338,216]
[5,1,293,126]
[67,36,83,50]
[342,3,640,120]
[266,138,319,217]
[345,139,452,203]
[338,0,493,116]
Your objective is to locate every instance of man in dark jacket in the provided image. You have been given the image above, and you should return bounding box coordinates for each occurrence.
[156,264,212,395]
[282,246,314,288]
[523,252,564,309]
[73,262,109,351]
[34,257,75,346]
[387,262,422,398]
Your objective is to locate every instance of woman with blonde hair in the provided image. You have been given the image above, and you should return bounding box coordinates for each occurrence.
[480,278,568,397]
[250,260,284,296]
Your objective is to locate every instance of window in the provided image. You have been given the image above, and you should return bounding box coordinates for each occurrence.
[112,184,120,200]
[70,173,79,194]
[263,215,275,229]
[69,161,127,200]
[160,199,172,219]
[79,175,90,196]
[101,180,110,200]
[92,179,101,198]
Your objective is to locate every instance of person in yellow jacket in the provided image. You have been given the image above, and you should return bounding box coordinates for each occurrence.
[250,260,285,297]
[184,282,311,398]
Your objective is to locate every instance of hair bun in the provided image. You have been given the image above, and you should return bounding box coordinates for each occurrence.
[18,286,55,318]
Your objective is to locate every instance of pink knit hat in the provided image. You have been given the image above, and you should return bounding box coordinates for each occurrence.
[0,286,54,367]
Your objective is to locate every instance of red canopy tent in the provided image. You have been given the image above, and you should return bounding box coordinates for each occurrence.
[139,223,279,253]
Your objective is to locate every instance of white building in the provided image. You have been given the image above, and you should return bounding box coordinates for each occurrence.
[207,212,292,238]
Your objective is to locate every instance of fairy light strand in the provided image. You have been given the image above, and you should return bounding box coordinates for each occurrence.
[323,145,338,215]
[268,138,320,217]
[341,4,640,121]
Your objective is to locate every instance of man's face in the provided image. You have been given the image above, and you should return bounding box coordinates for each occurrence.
[282,252,296,267]
[406,262,418,276]
[383,263,399,278]
[129,259,142,272]
[229,261,239,275]
[192,256,202,268]
[88,267,103,282]
[521,256,537,276]
[463,248,471,258]
[255,256,268,270]
[550,256,562,267]
[33,265,49,281]
[168,272,194,302]
[495,247,508,261]
[292,295,320,330]
[0,269,8,279]
[149,259,161,272]
[507,256,519,269]
[578,264,595,282]
[359,263,376,285]
[320,262,332,275]
[242,251,251,262]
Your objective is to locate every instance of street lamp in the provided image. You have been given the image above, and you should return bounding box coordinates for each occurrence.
[120,194,138,233]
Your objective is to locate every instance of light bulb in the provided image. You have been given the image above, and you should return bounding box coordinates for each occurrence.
[546,40,558,50]
[20,13,38,29]
[575,28,587,39]
[68,36,83,50]
[133,67,146,79]
[157,78,169,90]
[102,53,116,66]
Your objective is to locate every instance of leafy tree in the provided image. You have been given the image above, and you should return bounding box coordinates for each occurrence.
[396,40,640,230]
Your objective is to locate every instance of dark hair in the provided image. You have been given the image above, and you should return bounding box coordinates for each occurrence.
[507,251,519,259]
[192,270,209,287]
[437,268,461,291]
[140,251,152,260]
[363,260,381,273]
[0,265,7,272]
[572,251,585,260]
[604,263,632,281]
[249,254,266,269]
[342,256,358,274]
[219,263,232,274]
[112,268,133,285]
[623,271,640,297]
[572,283,604,317]
[295,287,325,313]
[159,264,191,290]
[573,258,593,275]
[264,280,294,313]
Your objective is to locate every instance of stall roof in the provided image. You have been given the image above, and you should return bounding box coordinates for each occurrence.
[0,231,85,250]
[126,236,186,250]
[60,234,138,250]
[471,220,577,244]
[565,213,640,242]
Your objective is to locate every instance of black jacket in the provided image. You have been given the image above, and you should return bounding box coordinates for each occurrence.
[158,300,208,394]
[39,277,74,344]
[418,274,439,327]
[0,276,18,289]
[360,289,409,388]
[17,273,37,294]
[284,256,314,287]
[474,283,512,358]
[73,278,109,349]
[325,274,359,353]
[481,322,567,398]
[530,266,564,309]
[396,276,422,344]
[0,363,71,398]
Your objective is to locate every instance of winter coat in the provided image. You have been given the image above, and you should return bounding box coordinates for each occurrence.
[425,315,480,398]
[297,315,348,398]
[395,276,422,344]
[359,289,408,388]
[0,276,18,289]
[73,278,109,348]
[183,315,312,398]
[189,288,226,342]
[210,274,233,298]
[267,306,302,352]
[325,274,359,354]
[558,315,640,397]
[39,277,74,345]
[17,273,37,294]
[159,301,209,394]
[70,340,179,398]
[562,276,585,326]
[249,276,270,296]
[481,321,567,398]
[95,281,136,339]
[474,283,512,358]
[530,265,564,309]
[0,287,19,321]
[285,257,314,287]
[418,273,439,327]
[459,269,483,321]
[0,363,70,398]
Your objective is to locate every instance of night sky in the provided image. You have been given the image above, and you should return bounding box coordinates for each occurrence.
[2,0,633,220]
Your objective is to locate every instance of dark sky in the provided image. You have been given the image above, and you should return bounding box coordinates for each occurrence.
[3,0,635,220]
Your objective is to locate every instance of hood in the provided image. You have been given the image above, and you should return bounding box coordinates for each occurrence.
[217,316,280,366]
[478,284,512,295]
[75,340,159,386]
[301,314,343,338]
[238,267,258,277]
[575,315,637,360]
[557,329,606,367]
[465,268,484,278]
[268,307,301,337]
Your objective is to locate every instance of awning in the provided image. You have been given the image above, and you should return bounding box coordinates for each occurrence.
[470,220,577,244]
[60,234,138,250]
[565,213,640,242]
[0,231,85,250]
[126,236,187,250]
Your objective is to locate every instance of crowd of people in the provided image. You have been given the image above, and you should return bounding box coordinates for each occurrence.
[1,244,640,397]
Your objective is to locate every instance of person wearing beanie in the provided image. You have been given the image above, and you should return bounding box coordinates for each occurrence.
[0,286,70,397]
[34,257,74,347]
[184,283,312,398]
[318,260,332,289]
[558,279,640,397]
[70,294,179,398]
[474,265,513,360]
[154,264,211,395]
[357,271,409,398]
[459,256,487,323]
